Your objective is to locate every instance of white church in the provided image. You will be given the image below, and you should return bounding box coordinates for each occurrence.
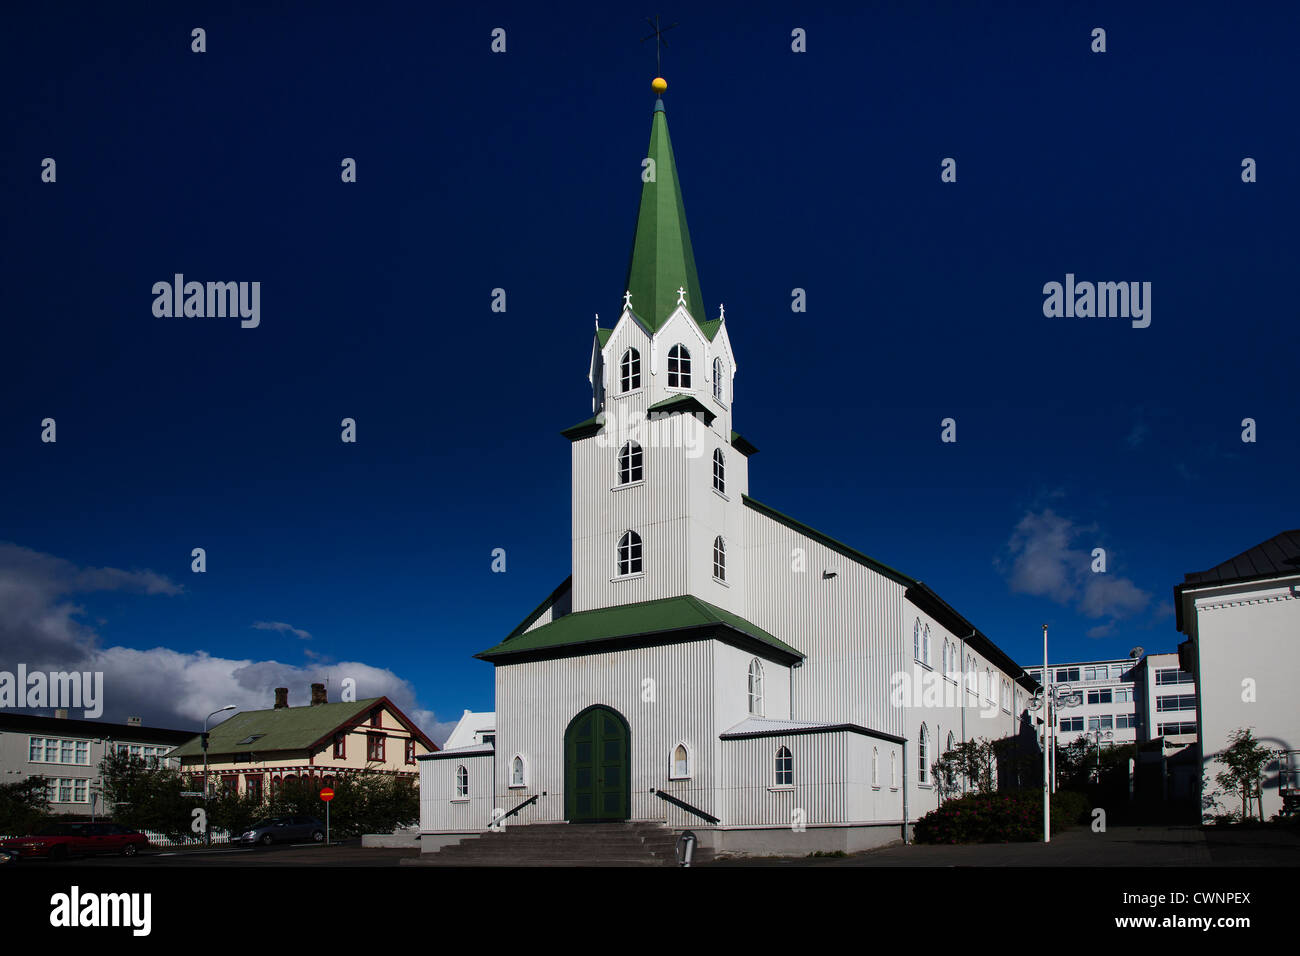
[420,81,1036,856]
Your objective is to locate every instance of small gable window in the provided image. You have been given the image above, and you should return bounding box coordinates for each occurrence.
[774,746,793,787]
[712,357,724,402]
[620,348,641,392]
[667,344,691,389]
[617,530,643,576]
[618,441,644,485]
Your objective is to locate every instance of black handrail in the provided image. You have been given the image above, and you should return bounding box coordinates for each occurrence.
[650,788,719,824]
[489,793,539,828]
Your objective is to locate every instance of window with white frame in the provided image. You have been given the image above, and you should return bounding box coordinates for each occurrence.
[923,625,931,665]
[712,448,725,494]
[617,530,643,576]
[1060,717,1084,732]
[872,747,879,786]
[620,348,641,392]
[671,743,691,779]
[890,750,898,788]
[1115,714,1138,729]
[455,765,469,798]
[913,619,923,662]
[29,736,93,765]
[667,344,691,388]
[747,658,764,716]
[918,725,929,784]
[774,746,793,786]
[947,731,955,755]
[618,441,644,484]
[712,536,726,582]
[510,755,526,787]
[712,357,724,401]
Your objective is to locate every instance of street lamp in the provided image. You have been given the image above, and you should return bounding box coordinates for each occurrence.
[1090,728,1114,782]
[203,706,236,847]
[1028,625,1083,844]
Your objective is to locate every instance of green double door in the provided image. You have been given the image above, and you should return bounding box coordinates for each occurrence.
[564,706,631,823]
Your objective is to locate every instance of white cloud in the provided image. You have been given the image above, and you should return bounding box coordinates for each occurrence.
[0,542,453,743]
[252,620,312,641]
[1000,509,1152,630]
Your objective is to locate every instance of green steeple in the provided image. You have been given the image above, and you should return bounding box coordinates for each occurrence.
[624,97,707,335]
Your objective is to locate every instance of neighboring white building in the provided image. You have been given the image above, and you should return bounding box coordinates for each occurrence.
[0,712,193,817]
[1175,529,1300,820]
[1024,657,1143,748]
[442,710,495,751]
[418,83,1036,857]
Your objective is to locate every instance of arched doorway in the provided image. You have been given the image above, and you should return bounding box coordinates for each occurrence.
[564,705,631,823]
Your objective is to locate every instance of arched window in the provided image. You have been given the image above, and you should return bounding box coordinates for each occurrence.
[774,746,793,786]
[618,440,644,484]
[713,536,726,582]
[620,348,641,392]
[511,755,525,787]
[986,668,994,701]
[455,765,469,798]
[890,751,898,788]
[913,619,923,662]
[872,747,880,786]
[667,344,691,388]
[918,724,929,784]
[617,531,643,576]
[671,743,691,779]
[947,731,955,754]
[712,448,726,494]
[712,357,724,401]
[923,625,931,665]
[747,658,764,716]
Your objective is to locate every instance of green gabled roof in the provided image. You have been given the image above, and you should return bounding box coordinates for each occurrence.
[167,698,383,759]
[595,328,613,347]
[476,593,802,664]
[561,412,603,441]
[624,98,706,335]
[731,430,758,456]
[697,318,722,341]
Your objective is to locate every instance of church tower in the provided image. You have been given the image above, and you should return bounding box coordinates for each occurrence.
[563,80,755,619]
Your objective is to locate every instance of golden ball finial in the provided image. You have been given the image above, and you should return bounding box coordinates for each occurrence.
[651,77,667,94]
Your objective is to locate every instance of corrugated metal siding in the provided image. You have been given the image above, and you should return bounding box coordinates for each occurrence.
[420,754,493,832]
[741,508,907,739]
[494,642,721,828]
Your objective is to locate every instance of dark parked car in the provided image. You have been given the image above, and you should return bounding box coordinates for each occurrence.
[0,822,150,860]
[237,816,325,846]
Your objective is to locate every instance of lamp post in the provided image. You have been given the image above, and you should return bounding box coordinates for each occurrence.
[203,706,236,847]
[1090,728,1114,783]
[1028,625,1082,844]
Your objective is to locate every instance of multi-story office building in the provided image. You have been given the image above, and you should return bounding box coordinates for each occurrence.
[0,712,194,817]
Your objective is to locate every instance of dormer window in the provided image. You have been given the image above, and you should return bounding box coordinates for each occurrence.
[617,531,643,576]
[667,344,691,388]
[618,441,644,485]
[712,357,724,401]
[620,348,641,392]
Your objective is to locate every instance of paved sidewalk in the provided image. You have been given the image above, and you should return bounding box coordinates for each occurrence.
[709,826,1300,866]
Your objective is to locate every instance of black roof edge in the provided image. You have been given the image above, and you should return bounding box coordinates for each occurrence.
[0,712,196,742]
[720,722,907,745]
[422,749,494,761]
[731,432,759,457]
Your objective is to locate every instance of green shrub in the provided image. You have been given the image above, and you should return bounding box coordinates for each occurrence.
[914,790,1085,844]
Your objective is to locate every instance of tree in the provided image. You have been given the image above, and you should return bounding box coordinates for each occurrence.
[1214,729,1278,823]
[933,739,997,796]
[0,776,52,835]
[99,750,195,840]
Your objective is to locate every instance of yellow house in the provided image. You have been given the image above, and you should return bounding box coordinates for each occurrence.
[168,684,438,799]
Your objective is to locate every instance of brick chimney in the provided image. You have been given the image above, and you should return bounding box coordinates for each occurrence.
[274,687,289,709]
[54,709,68,720]
[127,717,142,727]
[310,682,327,706]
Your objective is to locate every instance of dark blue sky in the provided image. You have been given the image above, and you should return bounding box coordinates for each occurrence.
[3,1,1296,738]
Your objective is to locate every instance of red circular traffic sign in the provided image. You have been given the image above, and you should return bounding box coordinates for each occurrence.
[320,787,335,802]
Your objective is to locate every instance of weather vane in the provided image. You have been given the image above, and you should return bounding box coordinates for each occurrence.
[641,14,678,77]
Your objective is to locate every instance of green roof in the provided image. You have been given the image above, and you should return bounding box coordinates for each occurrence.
[596,328,613,347]
[476,593,802,664]
[647,394,716,424]
[624,98,708,336]
[168,698,383,758]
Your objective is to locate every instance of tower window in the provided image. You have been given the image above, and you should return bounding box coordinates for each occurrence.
[618,441,644,484]
[617,531,643,576]
[712,357,724,401]
[712,448,725,494]
[620,348,641,392]
[747,658,764,716]
[713,536,726,582]
[667,344,691,388]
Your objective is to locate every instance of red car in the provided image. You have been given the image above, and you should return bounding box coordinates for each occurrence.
[0,822,150,860]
